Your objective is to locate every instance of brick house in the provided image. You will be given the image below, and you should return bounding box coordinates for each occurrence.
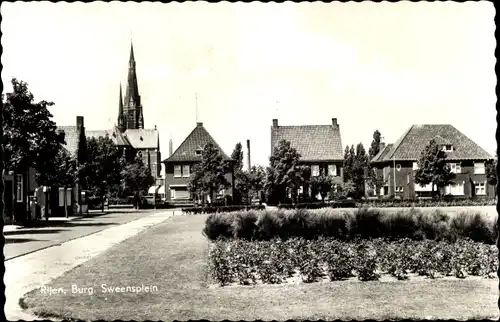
[370,124,495,199]
[162,122,235,206]
[270,118,344,200]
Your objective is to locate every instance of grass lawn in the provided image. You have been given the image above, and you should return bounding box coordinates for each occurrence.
[21,214,499,320]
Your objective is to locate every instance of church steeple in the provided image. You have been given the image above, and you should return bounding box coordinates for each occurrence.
[123,40,143,129]
[117,83,125,132]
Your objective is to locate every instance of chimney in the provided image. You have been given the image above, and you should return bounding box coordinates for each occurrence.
[272,119,278,127]
[154,125,157,130]
[332,118,338,126]
[197,122,203,127]
[76,116,84,129]
[169,139,173,157]
[247,139,251,170]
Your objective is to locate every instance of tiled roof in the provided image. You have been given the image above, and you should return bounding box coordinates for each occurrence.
[271,124,344,161]
[57,126,80,156]
[371,124,493,162]
[86,128,131,147]
[124,129,158,149]
[163,123,230,162]
[371,144,393,163]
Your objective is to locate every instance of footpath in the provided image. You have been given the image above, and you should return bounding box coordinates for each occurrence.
[4,209,180,320]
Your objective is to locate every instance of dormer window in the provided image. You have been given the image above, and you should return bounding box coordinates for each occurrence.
[442,145,453,152]
[195,149,202,155]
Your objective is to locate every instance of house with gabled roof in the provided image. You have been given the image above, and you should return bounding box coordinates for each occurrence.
[162,122,235,205]
[270,118,344,200]
[371,124,495,199]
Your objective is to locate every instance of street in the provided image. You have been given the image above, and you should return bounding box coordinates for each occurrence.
[4,209,160,260]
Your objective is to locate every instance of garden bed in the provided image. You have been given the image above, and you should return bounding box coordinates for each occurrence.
[183,205,265,215]
[208,237,498,287]
[203,208,497,244]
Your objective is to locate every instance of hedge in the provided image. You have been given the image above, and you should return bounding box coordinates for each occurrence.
[202,207,498,244]
[183,205,266,215]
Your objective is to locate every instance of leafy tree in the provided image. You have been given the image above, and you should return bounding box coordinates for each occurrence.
[310,173,334,202]
[329,181,356,200]
[188,143,231,205]
[414,139,456,198]
[368,130,382,160]
[486,157,497,196]
[352,143,369,198]
[121,153,154,207]
[266,140,305,204]
[3,78,66,179]
[231,142,244,172]
[38,147,77,188]
[83,135,123,210]
[343,145,355,183]
[231,142,245,204]
[248,165,266,202]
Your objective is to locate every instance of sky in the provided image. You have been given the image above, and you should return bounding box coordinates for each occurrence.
[2,1,497,173]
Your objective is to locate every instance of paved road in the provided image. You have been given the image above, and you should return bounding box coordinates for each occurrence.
[3,209,173,260]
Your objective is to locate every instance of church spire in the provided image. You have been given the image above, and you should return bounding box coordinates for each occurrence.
[117,83,125,132]
[124,40,142,129]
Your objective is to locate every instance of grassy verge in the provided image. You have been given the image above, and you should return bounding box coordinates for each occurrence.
[21,215,499,320]
[203,207,498,243]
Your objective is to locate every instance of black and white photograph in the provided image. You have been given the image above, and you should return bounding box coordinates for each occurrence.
[1,1,498,320]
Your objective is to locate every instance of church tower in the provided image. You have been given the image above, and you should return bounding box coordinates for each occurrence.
[120,41,144,131]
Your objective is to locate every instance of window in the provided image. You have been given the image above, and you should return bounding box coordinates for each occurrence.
[442,145,453,152]
[174,165,182,178]
[182,165,190,178]
[195,149,202,156]
[395,186,403,192]
[449,163,461,174]
[328,164,337,176]
[412,162,418,170]
[311,165,320,177]
[16,174,23,202]
[445,182,464,196]
[475,182,486,196]
[474,162,485,174]
[383,167,387,181]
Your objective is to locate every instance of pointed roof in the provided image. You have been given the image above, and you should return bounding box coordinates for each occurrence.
[86,127,131,147]
[371,124,493,163]
[129,41,135,62]
[57,126,80,156]
[124,128,158,149]
[125,41,140,107]
[271,120,344,161]
[163,122,230,163]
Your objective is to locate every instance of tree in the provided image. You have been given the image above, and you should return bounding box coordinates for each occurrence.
[231,142,244,172]
[3,78,66,174]
[343,145,355,183]
[231,142,245,204]
[368,130,382,160]
[266,140,305,204]
[414,139,456,198]
[486,157,497,196]
[329,181,356,200]
[352,143,369,198]
[83,135,123,210]
[248,165,266,202]
[310,173,334,202]
[121,154,154,208]
[188,143,231,205]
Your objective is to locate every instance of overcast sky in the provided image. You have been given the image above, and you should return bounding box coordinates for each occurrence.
[2,2,496,172]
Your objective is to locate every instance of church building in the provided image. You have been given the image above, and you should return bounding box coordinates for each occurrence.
[87,42,162,185]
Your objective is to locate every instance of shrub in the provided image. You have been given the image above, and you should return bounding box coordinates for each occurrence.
[203,213,235,240]
[449,212,496,244]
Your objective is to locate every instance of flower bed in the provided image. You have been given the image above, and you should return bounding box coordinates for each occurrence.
[203,208,497,244]
[208,237,498,286]
[183,205,265,215]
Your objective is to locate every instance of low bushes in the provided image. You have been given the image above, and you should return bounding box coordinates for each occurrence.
[208,237,498,286]
[276,198,495,209]
[203,208,498,244]
[183,205,265,215]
